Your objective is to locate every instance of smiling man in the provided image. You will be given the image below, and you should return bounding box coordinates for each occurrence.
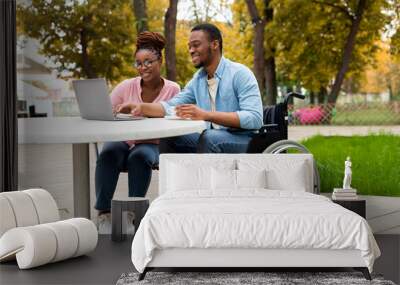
[117,23,263,153]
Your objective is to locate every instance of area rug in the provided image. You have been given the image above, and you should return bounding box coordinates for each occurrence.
[116,271,396,285]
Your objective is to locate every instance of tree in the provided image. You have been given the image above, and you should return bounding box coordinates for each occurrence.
[327,0,367,103]
[245,0,278,104]
[164,0,178,81]
[263,0,278,105]
[17,0,136,83]
[390,0,400,57]
[392,31,400,56]
[133,0,149,33]
[186,0,233,24]
[270,0,391,104]
[360,41,400,100]
[225,1,254,69]
[245,0,266,100]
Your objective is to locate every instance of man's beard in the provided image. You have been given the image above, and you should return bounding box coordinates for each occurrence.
[194,62,203,69]
[194,47,212,69]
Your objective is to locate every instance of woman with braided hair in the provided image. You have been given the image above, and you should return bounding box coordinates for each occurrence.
[95,32,180,233]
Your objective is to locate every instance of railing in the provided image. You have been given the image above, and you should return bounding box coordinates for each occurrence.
[288,102,400,125]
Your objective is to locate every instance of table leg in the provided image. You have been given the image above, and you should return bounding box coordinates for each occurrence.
[111,201,123,242]
[72,143,90,218]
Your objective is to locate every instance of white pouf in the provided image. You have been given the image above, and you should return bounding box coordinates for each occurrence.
[0,218,98,269]
[0,189,98,269]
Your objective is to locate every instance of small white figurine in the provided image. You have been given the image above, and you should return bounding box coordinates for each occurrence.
[343,156,352,189]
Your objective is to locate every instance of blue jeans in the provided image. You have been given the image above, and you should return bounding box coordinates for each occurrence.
[94,142,159,211]
[160,129,253,153]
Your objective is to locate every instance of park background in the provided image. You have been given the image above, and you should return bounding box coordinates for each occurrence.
[16,0,399,233]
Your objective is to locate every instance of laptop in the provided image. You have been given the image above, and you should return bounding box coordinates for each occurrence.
[72,78,144,121]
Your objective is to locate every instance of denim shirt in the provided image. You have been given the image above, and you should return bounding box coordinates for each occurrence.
[160,56,263,130]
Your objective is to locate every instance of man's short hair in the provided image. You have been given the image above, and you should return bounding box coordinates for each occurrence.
[191,23,223,53]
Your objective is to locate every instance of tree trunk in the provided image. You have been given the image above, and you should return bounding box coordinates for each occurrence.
[328,0,367,104]
[164,0,178,81]
[265,56,277,105]
[318,86,327,104]
[80,26,96,79]
[133,0,148,33]
[245,0,266,99]
[310,91,315,105]
[263,0,277,105]
[388,84,393,101]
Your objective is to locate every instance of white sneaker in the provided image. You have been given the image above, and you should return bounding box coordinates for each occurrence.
[97,212,135,235]
[97,213,112,235]
[123,211,135,235]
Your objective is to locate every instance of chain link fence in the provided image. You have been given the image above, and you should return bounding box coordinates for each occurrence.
[288,102,400,125]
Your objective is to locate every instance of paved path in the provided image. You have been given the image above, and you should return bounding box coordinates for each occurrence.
[288,125,400,141]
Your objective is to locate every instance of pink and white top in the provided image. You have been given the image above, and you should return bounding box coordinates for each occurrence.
[110,76,180,147]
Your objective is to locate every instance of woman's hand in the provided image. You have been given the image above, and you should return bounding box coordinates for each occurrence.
[115,102,134,114]
[175,104,210,120]
[115,102,142,116]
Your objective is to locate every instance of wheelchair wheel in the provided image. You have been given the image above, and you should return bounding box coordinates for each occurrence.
[262,140,320,194]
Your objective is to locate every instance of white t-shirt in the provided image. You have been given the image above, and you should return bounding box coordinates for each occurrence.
[207,77,221,129]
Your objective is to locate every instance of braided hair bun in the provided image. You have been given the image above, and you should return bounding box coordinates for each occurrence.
[136,31,166,58]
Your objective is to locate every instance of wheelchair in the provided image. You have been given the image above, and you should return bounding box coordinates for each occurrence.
[247,92,320,194]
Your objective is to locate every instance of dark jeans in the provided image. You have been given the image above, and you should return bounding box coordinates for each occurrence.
[94,142,159,211]
[160,129,253,153]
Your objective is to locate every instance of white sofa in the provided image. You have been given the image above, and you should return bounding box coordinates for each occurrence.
[131,154,379,280]
[0,188,98,269]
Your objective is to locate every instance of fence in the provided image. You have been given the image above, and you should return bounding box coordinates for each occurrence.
[288,102,400,126]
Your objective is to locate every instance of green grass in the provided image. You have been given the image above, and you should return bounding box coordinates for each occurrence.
[332,105,400,125]
[300,134,400,196]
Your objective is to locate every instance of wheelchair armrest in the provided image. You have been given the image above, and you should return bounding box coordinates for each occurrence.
[258,124,278,134]
[227,124,277,134]
[227,128,258,133]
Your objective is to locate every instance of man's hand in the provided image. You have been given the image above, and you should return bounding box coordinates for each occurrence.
[115,102,142,116]
[175,105,241,128]
[175,104,210,120]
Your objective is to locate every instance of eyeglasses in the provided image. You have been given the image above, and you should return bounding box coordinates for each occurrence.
[134,58,159,69]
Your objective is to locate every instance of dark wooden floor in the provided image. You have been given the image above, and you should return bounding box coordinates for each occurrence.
[0,235,398,285]
[0,235,134,285]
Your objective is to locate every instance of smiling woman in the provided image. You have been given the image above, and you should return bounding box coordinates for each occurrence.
[94,31,181,233]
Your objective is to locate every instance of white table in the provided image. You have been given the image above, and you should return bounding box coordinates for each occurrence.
[18,117,206,218]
